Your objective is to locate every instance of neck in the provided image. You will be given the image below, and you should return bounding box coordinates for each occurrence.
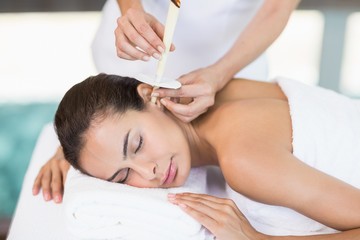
[165,111,218,167]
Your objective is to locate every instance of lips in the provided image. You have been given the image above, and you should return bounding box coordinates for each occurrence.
[162,158,177,186]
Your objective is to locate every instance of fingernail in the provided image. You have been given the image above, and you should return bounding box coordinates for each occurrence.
[44,194,50,201]
[160,99,166,106]
[142,55,150,61]
[54,195,61,203]
[168,193,176,198]
[153,52,162,60]
[157,46,164,53]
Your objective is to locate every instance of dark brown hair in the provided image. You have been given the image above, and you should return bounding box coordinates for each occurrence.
[54,73,145,171]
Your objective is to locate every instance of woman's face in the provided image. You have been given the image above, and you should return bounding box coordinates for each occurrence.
[79,105,192,188]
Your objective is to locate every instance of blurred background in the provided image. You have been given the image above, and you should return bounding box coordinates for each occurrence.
[0,0,359,238]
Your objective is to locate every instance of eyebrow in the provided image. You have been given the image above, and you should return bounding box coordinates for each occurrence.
[123,130,130,159]
[106,130,130,182]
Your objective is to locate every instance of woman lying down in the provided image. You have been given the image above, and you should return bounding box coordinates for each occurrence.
[33,73,360,239]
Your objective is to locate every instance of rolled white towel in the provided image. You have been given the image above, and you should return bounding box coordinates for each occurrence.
[63,166,209,240]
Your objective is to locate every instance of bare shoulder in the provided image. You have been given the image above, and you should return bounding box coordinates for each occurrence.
[204,98,293,200]
[215,79,287,104]
[212,98,293,150]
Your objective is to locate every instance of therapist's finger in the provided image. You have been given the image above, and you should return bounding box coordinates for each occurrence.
[121,19,161,60]
[130,13,165,55]
[116,35,150,61]
[153,84,205,98]
[151,20,176,52]
[160,98,208,123]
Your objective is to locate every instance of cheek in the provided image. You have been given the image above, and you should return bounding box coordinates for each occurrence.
[125,173,157,188]
[177,156,192,185]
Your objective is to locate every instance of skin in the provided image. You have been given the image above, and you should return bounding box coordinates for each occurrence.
[115,0,301,122]
[33,79,360,239]
[32,145,69,203]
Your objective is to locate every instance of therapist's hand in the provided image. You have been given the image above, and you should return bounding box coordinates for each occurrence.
[168,193,265,240]
[153,67,224,122]
[115,7,175,61]
[32,146,70,204]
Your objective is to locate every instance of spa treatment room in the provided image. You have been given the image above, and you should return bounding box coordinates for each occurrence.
[1,0,360,239]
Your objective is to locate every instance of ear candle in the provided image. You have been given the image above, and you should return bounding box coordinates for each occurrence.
[151,0,181,103]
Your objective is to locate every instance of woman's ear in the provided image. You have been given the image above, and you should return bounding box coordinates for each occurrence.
[137,83,153,103]
[137,84,164,110]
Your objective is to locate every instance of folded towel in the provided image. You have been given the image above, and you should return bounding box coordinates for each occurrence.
[227,77,360,236]
[63,166,209,240]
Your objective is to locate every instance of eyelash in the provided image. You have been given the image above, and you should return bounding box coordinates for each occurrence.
[115,136,143,184]
[117,168,130,184]
[135,135,143,154]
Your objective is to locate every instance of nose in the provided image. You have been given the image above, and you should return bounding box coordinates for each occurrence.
[131,161,157,180]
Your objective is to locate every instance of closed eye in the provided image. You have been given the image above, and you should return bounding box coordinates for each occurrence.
[134,135,143,153]
[117,168,130,184]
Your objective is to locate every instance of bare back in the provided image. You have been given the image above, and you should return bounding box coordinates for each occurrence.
[194,78,360,230]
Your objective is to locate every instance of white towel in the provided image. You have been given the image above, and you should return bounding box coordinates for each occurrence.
[63,166,209,240]
[227,77,360,236]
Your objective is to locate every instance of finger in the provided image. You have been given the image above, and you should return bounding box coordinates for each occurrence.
[153,84,204,98]
[175,192,230,205]
[122,19,161,60]
[175,200,219,233]
[161,97,208,120]
[176,193,244,220]
[151,20,176,53]
[172,112,198,123]
[116,47,140,61]
[41,171,52,201]
[50,167,63,203]
[132,15,164,54]
[60,160,70,182]
[170,193,227,211]
[32,172,43,195]
[116,34,150,61]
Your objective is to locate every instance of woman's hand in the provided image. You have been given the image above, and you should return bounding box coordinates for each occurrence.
[32,146,70,203]
[168,193,265,240]
[154,67,225,122]
[115,6,175,61]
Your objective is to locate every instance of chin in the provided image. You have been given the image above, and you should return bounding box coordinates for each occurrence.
[176,171,191,187]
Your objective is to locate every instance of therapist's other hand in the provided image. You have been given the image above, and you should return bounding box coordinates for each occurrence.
[168,193,265,240]
[115,7,175,61]
[153,67,222,122]
[32,146,70,204]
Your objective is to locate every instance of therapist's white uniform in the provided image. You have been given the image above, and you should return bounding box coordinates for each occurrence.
[92,0,268,81]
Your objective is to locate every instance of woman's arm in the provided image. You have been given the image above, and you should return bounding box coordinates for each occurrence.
[116,0,143,15]
[170,193,360,240]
